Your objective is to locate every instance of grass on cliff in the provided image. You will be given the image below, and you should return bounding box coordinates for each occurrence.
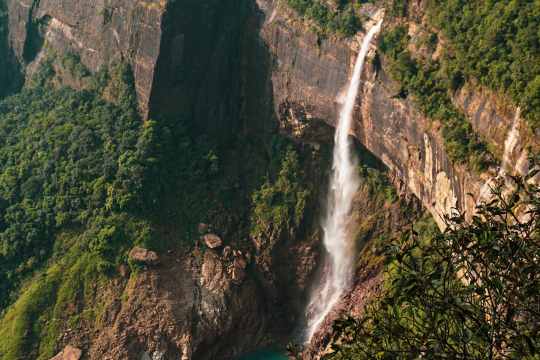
[0,244,108,360]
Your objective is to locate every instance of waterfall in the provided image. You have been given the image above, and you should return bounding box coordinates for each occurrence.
[501,108,521,173]
[478,108,521,201]
[304,19,384,343]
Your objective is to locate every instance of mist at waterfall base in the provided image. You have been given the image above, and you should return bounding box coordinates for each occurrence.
[304,19,384,343]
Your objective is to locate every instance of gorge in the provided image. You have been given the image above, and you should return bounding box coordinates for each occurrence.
[0,0,538,359]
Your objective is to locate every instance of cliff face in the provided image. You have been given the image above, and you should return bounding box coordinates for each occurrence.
[5,0,164,115]
[0,0,22,98]
[1,0,537,358]
[149,0,252,141]
[82,247,301,360]
[254,0,535,228]
[5,0,533,219]
[4,0,251,141]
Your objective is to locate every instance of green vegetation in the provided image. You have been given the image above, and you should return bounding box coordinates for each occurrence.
[0,59,190,358]
[0,54,328,358]
[0,59,250,357]
[251,145,311,244]
[285,0,362,37]
[0,248,108,360]
[60,52,91,79]
[386,0,407,18]
[359,164,398,204]
[379,26,494,171]
[427,0,540,128]
[0,81,156,309]
[0,264,62,360]
[380,0,540,165]
[327,165,540,359]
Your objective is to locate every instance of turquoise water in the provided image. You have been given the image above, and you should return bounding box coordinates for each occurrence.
[238,350,288,360]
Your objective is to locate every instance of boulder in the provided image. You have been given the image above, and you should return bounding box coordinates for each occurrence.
[118,264,130,278]
[233,256,247,270]
[203,233,223,249]
[50,345,82,360]
[129,247,159,265]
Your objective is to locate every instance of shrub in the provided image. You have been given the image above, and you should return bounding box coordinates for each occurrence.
[251,146,311,244]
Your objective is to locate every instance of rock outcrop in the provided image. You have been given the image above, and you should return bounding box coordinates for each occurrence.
[129,247,160,266]
[202,233,223,249]
[50,345,82,360]
[78,239,317,360]
[4,0,535,227]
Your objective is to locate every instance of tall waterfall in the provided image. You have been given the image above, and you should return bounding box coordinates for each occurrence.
[305,19,383,343]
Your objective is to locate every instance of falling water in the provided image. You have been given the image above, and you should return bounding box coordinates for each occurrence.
[501,108,521,172]
[304,19,383,343]
[478,108,521,201]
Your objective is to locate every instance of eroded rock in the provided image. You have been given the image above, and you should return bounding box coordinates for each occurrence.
[231,255,248,284]
[222,245,232,260]
[233,256,247,271]
[200,250,229,293]
[231,265,246,284]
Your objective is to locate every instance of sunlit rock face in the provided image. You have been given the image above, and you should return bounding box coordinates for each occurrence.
[5,0,165,116]
[254,0,537,229]
[5,0,534,220]
[4,0,249,132]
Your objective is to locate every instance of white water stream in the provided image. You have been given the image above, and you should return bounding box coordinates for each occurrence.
[478,108,521,202]
[304,19,383,343]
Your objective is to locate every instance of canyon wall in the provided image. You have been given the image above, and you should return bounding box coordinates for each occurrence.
[5,0,532,217]
[1,0,537,357]
[254,0,534,228]
[5,0,164,115]
[4,0,248,137]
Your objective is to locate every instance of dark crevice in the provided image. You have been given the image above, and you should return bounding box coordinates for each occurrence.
[0,0,23,98]
[22,0,46,63]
